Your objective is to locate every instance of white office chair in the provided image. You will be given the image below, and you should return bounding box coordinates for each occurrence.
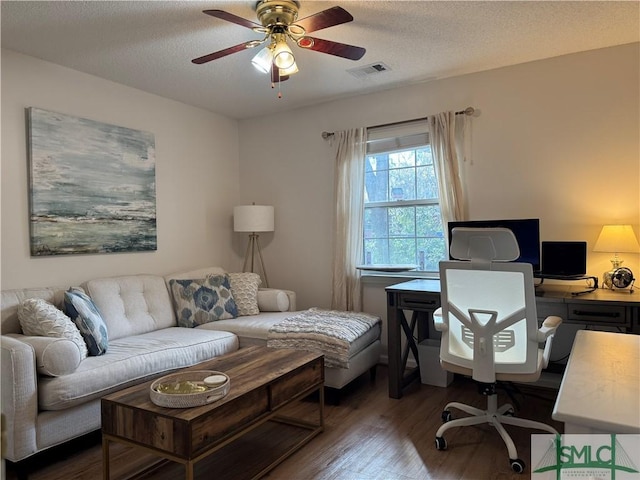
[433,227,562,473]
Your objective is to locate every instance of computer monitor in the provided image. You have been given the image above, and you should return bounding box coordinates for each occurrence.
[540,241,587,277]
[447,218,541,272]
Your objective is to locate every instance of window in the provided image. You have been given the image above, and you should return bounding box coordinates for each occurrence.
[363,123,447,272]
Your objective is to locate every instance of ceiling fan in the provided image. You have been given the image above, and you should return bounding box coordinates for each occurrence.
[192,0,366,87]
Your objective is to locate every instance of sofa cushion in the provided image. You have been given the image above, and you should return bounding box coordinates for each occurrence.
[15,335,82,376]
[228,272,261,316]
[64,289,108,356]
[38,327,239,410]
[257,289,290,312]
[169,276,238,327]
[17,298,88,360]
[84,275,176,341]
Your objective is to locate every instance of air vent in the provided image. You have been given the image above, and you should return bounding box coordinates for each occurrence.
[347,62,392,79]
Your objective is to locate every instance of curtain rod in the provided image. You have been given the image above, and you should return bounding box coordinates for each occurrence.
[321,106,475,140]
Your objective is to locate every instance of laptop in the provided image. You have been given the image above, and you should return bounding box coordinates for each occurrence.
[536,241,587,279]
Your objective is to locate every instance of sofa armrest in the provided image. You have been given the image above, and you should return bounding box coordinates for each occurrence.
[1,335,39,462]
[257,288,296,312]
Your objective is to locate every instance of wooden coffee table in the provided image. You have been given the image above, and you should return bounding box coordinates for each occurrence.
[101,346,324,480]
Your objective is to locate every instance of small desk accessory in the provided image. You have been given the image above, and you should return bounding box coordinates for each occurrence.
[593,225,639,293]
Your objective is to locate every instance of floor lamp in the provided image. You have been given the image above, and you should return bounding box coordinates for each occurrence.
[233,204,274,287]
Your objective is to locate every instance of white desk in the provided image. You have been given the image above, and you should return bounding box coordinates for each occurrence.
[552,330,640,434]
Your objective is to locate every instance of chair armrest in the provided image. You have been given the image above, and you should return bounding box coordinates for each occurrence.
[1,335,39,462]
[537,315,563,369]
[433,307,448,332]
[537,315,562,342]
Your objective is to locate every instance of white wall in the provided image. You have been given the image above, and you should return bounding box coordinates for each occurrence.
[1,50,242,289]
[2,44,638,358]
[239,44,640,334]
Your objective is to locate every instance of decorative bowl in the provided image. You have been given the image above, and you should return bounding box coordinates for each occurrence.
[149,370,230,408]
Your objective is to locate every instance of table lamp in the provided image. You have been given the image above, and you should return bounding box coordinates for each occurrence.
[593,224,640,290]
[233,204,274,287]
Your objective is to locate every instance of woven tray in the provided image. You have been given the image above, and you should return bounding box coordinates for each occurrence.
[150,370,230,408]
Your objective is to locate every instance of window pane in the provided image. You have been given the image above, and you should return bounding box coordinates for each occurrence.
[389,238,416,264]
[416,205,446,270]
[416,165,439,199]
[416,205,442,237]
[389,207,415,237]
[364,238,388,265]
[389,168,415,201]
[364,207,387,239]
[389,150,415,168]
[416,146,433,166]
[417,237,447,271]
[365,155,389,203]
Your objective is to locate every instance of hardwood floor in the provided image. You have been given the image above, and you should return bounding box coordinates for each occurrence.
[5,366,562,480]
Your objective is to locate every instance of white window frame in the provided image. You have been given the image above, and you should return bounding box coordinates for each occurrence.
[362,121,447,273]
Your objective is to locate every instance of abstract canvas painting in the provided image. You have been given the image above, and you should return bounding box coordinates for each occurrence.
[27,108,157,256]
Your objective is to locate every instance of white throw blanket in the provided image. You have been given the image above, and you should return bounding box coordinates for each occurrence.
[267,308,380,368]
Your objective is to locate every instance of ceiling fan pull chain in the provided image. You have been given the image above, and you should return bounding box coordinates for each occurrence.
[270,74,282,99]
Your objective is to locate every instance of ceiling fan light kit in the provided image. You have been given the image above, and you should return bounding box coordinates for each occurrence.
[251,45,274,73]
[272,35,296,69]
[192,0,366,97]
[279,61,299,76]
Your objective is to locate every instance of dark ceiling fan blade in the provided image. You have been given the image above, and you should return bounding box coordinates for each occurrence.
[203,10,260,29]
[192,42,255,64]
[294,6,353,33]
[271,65,290,83]
[297,37,365,61]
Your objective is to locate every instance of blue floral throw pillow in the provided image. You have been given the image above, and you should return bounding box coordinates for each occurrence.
[64,288,108,356]
[169,275,238,328]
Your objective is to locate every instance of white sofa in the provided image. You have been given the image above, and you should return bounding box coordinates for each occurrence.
[1,266,381,464]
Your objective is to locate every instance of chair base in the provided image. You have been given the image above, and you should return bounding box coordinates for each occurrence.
[435,393,558,472]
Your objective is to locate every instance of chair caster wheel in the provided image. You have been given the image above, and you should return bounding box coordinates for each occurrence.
[435,436,447,450]
[510,458,525,473]
[505,408,515,416]
[441,410,452,423]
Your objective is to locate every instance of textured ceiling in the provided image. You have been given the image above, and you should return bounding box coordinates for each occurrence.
[2,1,638,120]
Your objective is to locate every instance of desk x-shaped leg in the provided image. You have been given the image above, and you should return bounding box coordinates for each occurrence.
[401,310,420,371]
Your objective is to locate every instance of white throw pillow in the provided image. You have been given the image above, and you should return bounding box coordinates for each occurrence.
[257,289,290,312]
[18,298,88,360]
[19,336,82,376]
[228,272,261,316]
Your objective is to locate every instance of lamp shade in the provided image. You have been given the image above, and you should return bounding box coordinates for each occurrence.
[233,205,274,232]
[593,225,640,253]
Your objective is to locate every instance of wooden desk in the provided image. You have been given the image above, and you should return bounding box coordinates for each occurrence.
[385,279,640,399]
[552,330,640,433]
